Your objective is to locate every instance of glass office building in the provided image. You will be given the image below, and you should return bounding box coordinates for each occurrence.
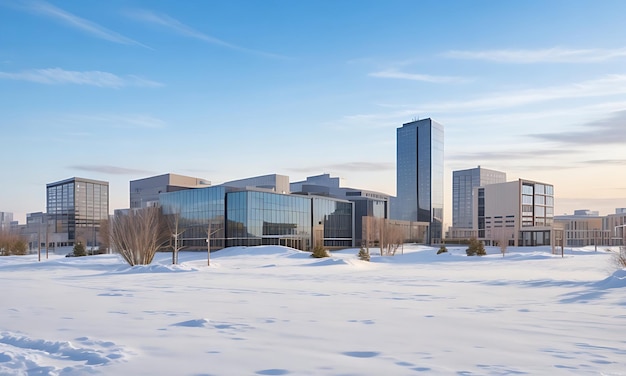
[160,187,354,251]
[452,166,506,229]
[46,177,109,247]
[395,118,444,243]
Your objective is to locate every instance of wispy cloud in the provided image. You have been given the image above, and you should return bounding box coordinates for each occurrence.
[126,9,286,59]
[583,159,626,165]
[70,165,152,175]
[531,110,626,145]
[0,68,163,88]
[448,150,571,162]
[443,47,626,63]
[339,74,626,126]
[369,70,471,84]
[65,114,166,129]
[16,0,148,48]
[289,162,394,174]
[429,75,626,112]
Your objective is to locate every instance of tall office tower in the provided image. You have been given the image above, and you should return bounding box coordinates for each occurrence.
[46,177,109,247]
[452,166,506,229]
[395,118,444,243]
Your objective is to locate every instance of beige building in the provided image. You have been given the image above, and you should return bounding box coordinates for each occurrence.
[473,179,555,247]
[604,208,626,246]
[554,210,609,247]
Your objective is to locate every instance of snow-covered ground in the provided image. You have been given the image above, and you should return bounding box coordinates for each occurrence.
[1,244,625,375]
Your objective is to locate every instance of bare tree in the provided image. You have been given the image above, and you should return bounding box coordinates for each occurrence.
[109,207,170,266]
[166,212,185,265]
[499,232,508,257]
[378,218,386,256]
[386,224,404,256]
[363,217,405,256]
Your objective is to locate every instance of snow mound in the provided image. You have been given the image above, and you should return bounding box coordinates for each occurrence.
[211,245,306,259]
[0,332,128,375]
[111,263,199,274]
[305,258,349,266]
[594,269,626,289]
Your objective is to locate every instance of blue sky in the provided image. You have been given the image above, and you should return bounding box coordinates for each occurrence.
[2,0,626,224]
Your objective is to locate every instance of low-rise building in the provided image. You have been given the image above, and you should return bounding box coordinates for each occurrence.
[554,210,608,247]
[473,178,555,247]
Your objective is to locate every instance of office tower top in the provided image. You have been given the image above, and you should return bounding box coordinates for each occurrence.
[395,118,444,243]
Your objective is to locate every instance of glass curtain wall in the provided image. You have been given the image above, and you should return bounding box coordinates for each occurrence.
[312,197,353,248]
[74,180,109,248]
[226,191,312,250]
[160,186,226,250]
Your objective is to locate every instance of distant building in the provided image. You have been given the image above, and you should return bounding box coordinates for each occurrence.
[604,208,626,246]
[0,211,13,231]
[291,173,391,246]
[223,174,290,194]
[554,210,606,247]
[474,179,555,247]
[47,177,109,248]
[452,166,506,229]
[130,173,210,208]
[394,118,444,243]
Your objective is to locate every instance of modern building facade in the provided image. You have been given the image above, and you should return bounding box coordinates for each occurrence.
[46,177,109,248]
[290,174,390,246]
[452,166,506,229]
[159,183,354,252]
[130,173,211,209]
[394,118,444,243]
[474,179,555,247]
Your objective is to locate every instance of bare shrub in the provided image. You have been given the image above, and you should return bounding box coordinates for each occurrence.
[0,230,28,256]
[109,207,170,266]
[614,246,626,269]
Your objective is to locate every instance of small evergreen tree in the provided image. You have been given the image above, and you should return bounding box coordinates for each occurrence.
[437,245,448,255]
[73,242,87,257]
[311,244,330,258]
[466,236,486,256]
[357,247,370,261]
[12,239,28,255]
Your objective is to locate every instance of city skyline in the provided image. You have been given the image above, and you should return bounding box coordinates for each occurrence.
[2,0,626,224]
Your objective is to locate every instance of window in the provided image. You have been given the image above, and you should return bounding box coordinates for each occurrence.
[522,184,534,195]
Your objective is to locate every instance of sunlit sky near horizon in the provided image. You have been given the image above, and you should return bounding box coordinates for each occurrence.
[2,0,626,225]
